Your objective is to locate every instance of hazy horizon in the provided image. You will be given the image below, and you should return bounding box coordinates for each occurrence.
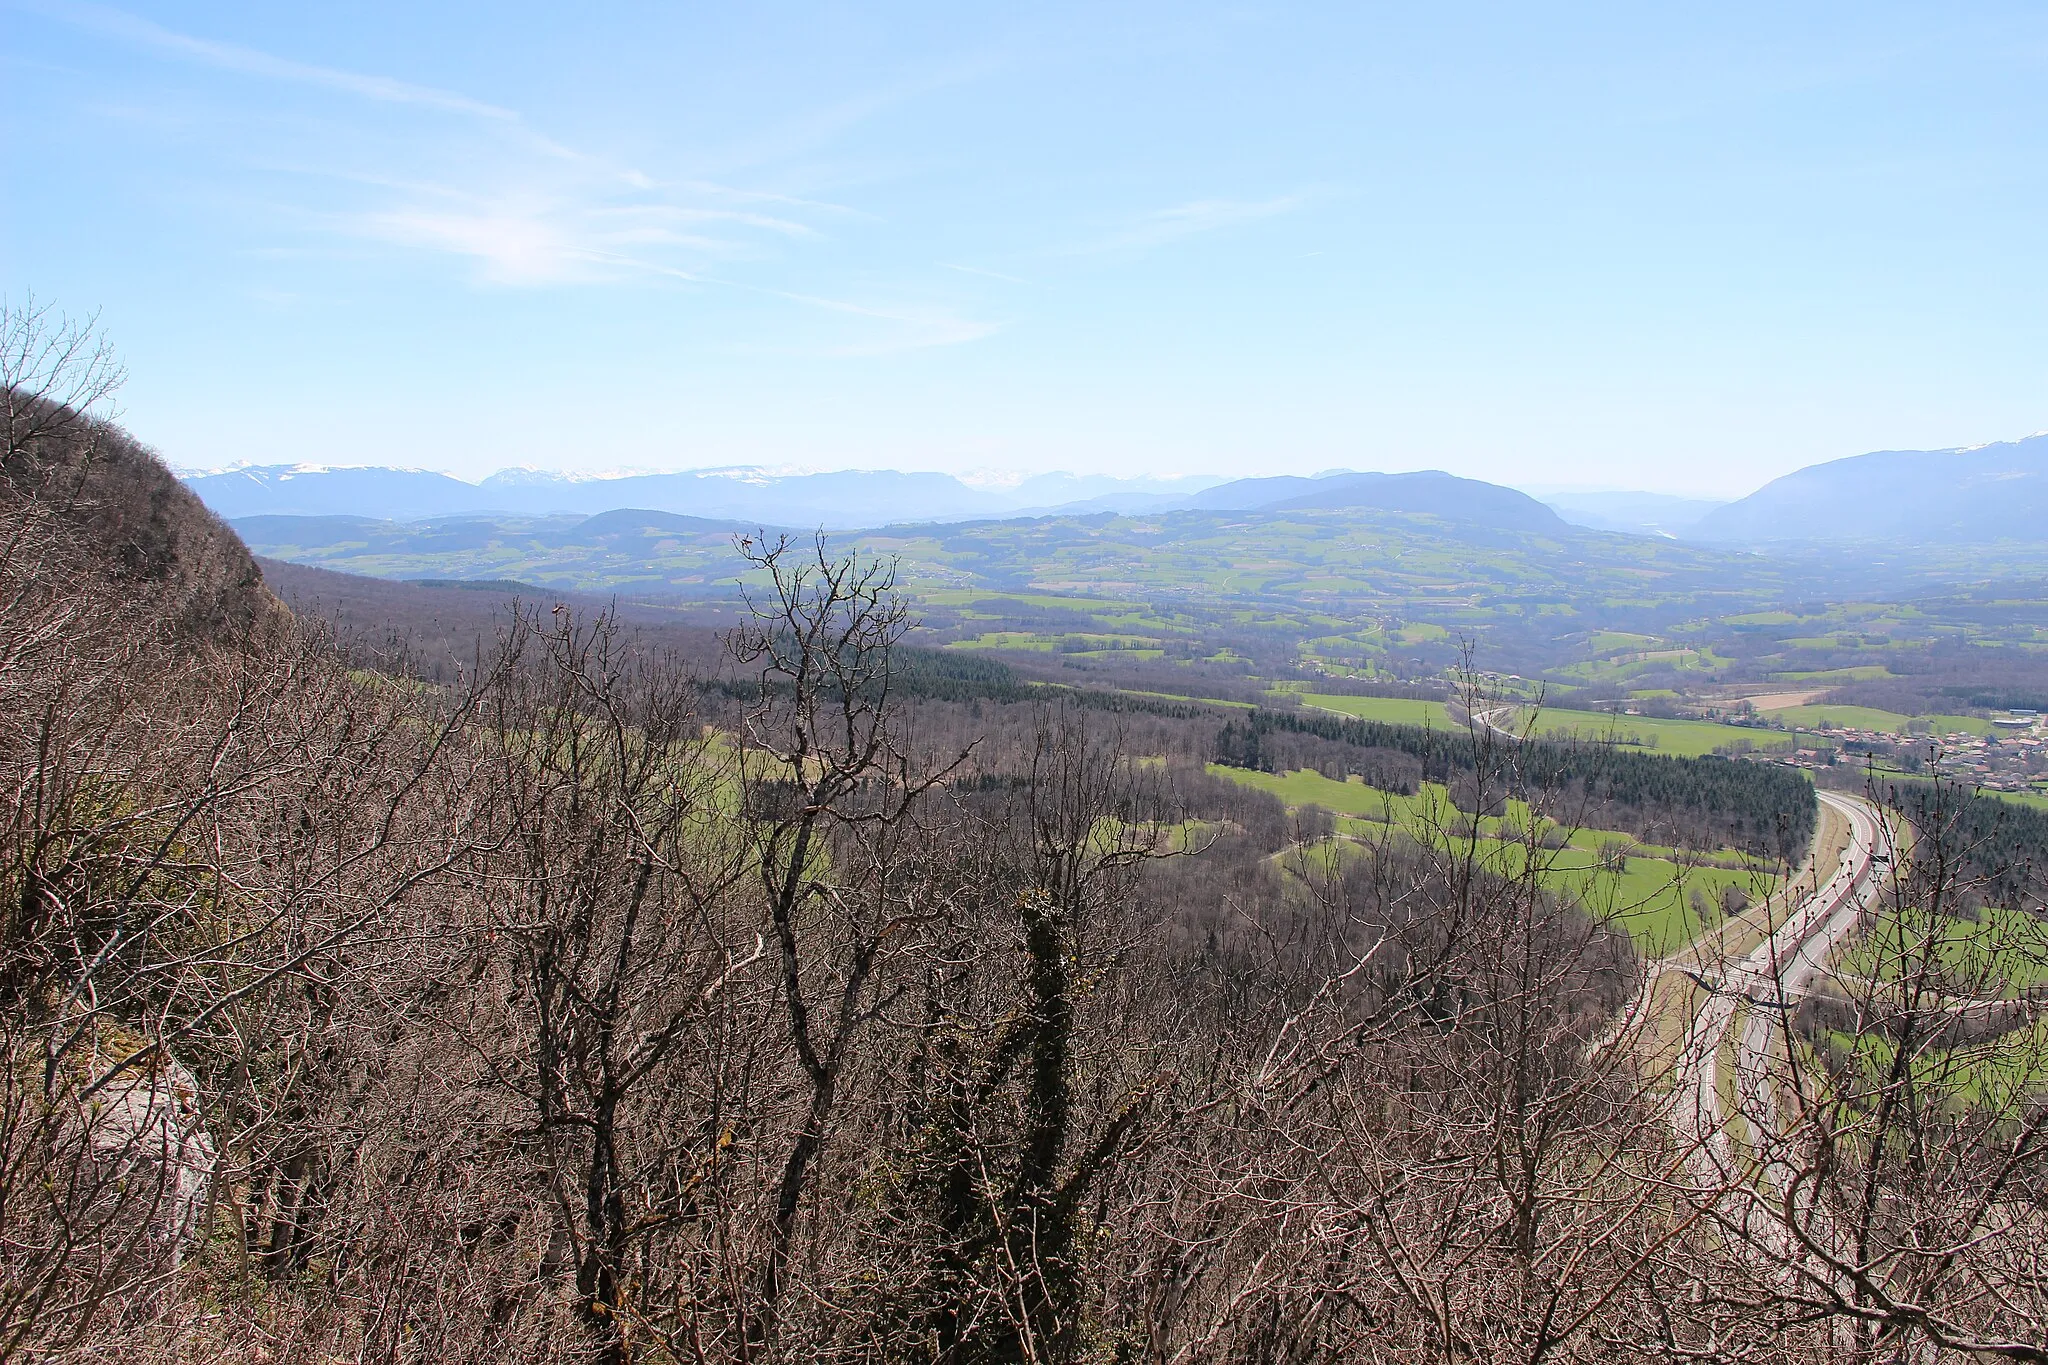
[178,457,1745,505]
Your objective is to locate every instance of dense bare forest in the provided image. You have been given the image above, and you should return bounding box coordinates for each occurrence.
[7,305,2048,1363]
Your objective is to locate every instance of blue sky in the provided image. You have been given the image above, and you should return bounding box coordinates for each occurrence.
[7,2,2048,495]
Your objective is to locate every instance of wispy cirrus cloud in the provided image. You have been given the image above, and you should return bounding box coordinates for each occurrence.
[1072,193,1315,254]
[35,1,728,283]
[29,0,532,126]
[27,1,1001,351]
[942,262,1029,284]
[351,206,698,286]
[344,197,829,286]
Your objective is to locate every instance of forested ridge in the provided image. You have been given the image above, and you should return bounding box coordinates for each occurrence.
[7,307,2048,1364]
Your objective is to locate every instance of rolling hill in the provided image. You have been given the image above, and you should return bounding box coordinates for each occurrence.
[230,498,1799,685]
[1182,469,1565,531]
[1692,432,2048,544]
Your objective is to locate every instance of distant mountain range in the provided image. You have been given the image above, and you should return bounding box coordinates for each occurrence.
[187,465,1566,533]
[1691,433,2048,543]
[185,430,2048,549]
[182,465,1225,528]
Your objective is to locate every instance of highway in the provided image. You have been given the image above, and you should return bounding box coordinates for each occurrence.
[1459,699,1908,1277]
[1672,788,1894,1249]
[1456,696,1895,1191]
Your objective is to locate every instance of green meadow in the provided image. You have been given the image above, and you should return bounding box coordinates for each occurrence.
[1821,1016,2048,1114]
[1508,708,1769,758]
[1837,903,2048,999]
[1211,765,1774,955]
[1773,704,1997,737]
[1294,693,1456,728]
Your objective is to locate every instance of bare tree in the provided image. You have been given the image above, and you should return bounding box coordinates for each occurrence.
[457,605,763,1362]
[832,707,1182,1362]
[1762,773,2048,1361]
[727,532,966,1349]
[2,294,126,466]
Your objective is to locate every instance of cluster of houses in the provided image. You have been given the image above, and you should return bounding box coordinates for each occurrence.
[1794,711,2047,793]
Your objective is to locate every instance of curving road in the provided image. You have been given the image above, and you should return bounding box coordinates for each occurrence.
[1672,788,1894,1244]
[1458,696,1896,1179]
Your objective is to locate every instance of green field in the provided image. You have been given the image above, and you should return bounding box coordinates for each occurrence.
[1296,694,1455,728]
[1823,1016,2048,1113]
[1587,631,1661,652]
[1212,765,1773,954]
[1775,704,1996,737]
[1212,766,1450,822]
[1124,689,1256,710]
[1775,664,1894,682]
[1510,708,1768,758]
[1839,903,2048,998]
[919,588,1147,614]
[946,631,1055,651]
